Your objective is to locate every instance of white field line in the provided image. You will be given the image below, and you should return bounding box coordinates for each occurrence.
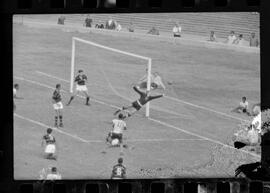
[148,118,260,158]
[164,95,248,122]
[14,113,206,144]
[35,71,193,119]
[14,76,260,159]
[14,113,89,143]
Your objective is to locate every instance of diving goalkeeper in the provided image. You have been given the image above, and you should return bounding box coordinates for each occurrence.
[114,86,164,117]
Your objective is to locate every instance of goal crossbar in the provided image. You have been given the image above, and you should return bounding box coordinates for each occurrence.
[70,37,152,117]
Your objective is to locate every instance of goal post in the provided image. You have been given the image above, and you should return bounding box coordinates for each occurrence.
[70,37,152,117]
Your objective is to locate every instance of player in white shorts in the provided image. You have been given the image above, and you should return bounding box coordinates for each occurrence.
[52,84,63,127]
[103,113,127,155]
[42,128,57,160]
[66,69,90,106]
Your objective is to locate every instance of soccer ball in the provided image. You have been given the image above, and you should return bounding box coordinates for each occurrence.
[111,139,119,146]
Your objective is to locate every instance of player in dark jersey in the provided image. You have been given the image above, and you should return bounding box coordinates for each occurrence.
[52,84,63,127]
[111,158,126,179]
[42,128,57,160]
[66,70,90,106]
[114,86,164,117]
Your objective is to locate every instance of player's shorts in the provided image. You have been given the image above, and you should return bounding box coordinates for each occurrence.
[53,102,63,110]
[132,100,142,111]
[76,85,88,92]
[111,133,123,143]
[45,144,56,154]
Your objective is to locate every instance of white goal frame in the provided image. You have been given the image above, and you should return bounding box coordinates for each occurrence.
[70,37,152,117]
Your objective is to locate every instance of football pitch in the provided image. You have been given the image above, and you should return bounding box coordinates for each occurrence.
[13,21,260,179]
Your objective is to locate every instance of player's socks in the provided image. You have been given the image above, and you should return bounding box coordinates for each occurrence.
[67,96,74,105]
[59,115,63,127]
[54,116,58,127]
[86,96,90,105]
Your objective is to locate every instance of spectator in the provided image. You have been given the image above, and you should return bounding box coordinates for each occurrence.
[105,17,117,30]
[84,15,93,27]
[172,23,181,37]
[226,31,237,44]
[233,34,245,46]
[249,32,259,47]
[127,22,134,32]
[231,96,249,115]
[208,31,217,42]
[57,15,65,25]
[46,167,62,180]
[111,158,126,179]
[116,23,122,31]
[147,27,159,35]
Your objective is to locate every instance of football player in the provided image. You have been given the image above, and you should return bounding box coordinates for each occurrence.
[52,84,63,127]
[114,86,164,117]
[111,158,126,179]
[41,128,57,160]
[67,70,90,106]
[103,113,127,154]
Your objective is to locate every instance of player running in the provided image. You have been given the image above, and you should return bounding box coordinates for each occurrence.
[41,128,57,160]
[114,86,164,117]
[52,84,63,128]
[103,113,127,155]
[13,83,23,111]
[66,70,90,106]
[111,158,127,179]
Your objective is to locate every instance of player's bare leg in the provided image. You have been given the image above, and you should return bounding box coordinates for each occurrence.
[83,91,90,106]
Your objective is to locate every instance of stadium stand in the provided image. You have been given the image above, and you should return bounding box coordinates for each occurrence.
[20,12,259,41]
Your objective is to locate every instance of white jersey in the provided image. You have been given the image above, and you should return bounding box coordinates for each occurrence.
[46,173,62,180]
[252,112,261,133]
[239,101,248,109]
[227,35,237,44]
[112,119,126,134]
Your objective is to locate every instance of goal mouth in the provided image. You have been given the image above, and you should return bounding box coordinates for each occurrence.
[70,37,153,117]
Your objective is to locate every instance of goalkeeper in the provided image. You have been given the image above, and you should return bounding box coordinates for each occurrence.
[114,86,164,117]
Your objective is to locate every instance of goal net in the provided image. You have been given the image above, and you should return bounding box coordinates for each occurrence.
[70,37,152,117]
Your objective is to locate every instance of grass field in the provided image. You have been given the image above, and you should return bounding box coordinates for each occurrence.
[13,19,260,179]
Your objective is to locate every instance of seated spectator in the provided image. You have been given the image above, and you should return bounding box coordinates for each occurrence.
[57,15,65,25]
[172,23,181,37]
[249,32,259,47]
[116,23,122,31]
[95,23,104,29]
[84,15,93,27]
[232,96,249,115]
[233,34,245,46]
[147,27,159,35]
[208,31,217,42]
[226,31,237,44]
[128,22,134,32]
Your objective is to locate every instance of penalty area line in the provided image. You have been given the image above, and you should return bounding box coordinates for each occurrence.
[14,76,260,159]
